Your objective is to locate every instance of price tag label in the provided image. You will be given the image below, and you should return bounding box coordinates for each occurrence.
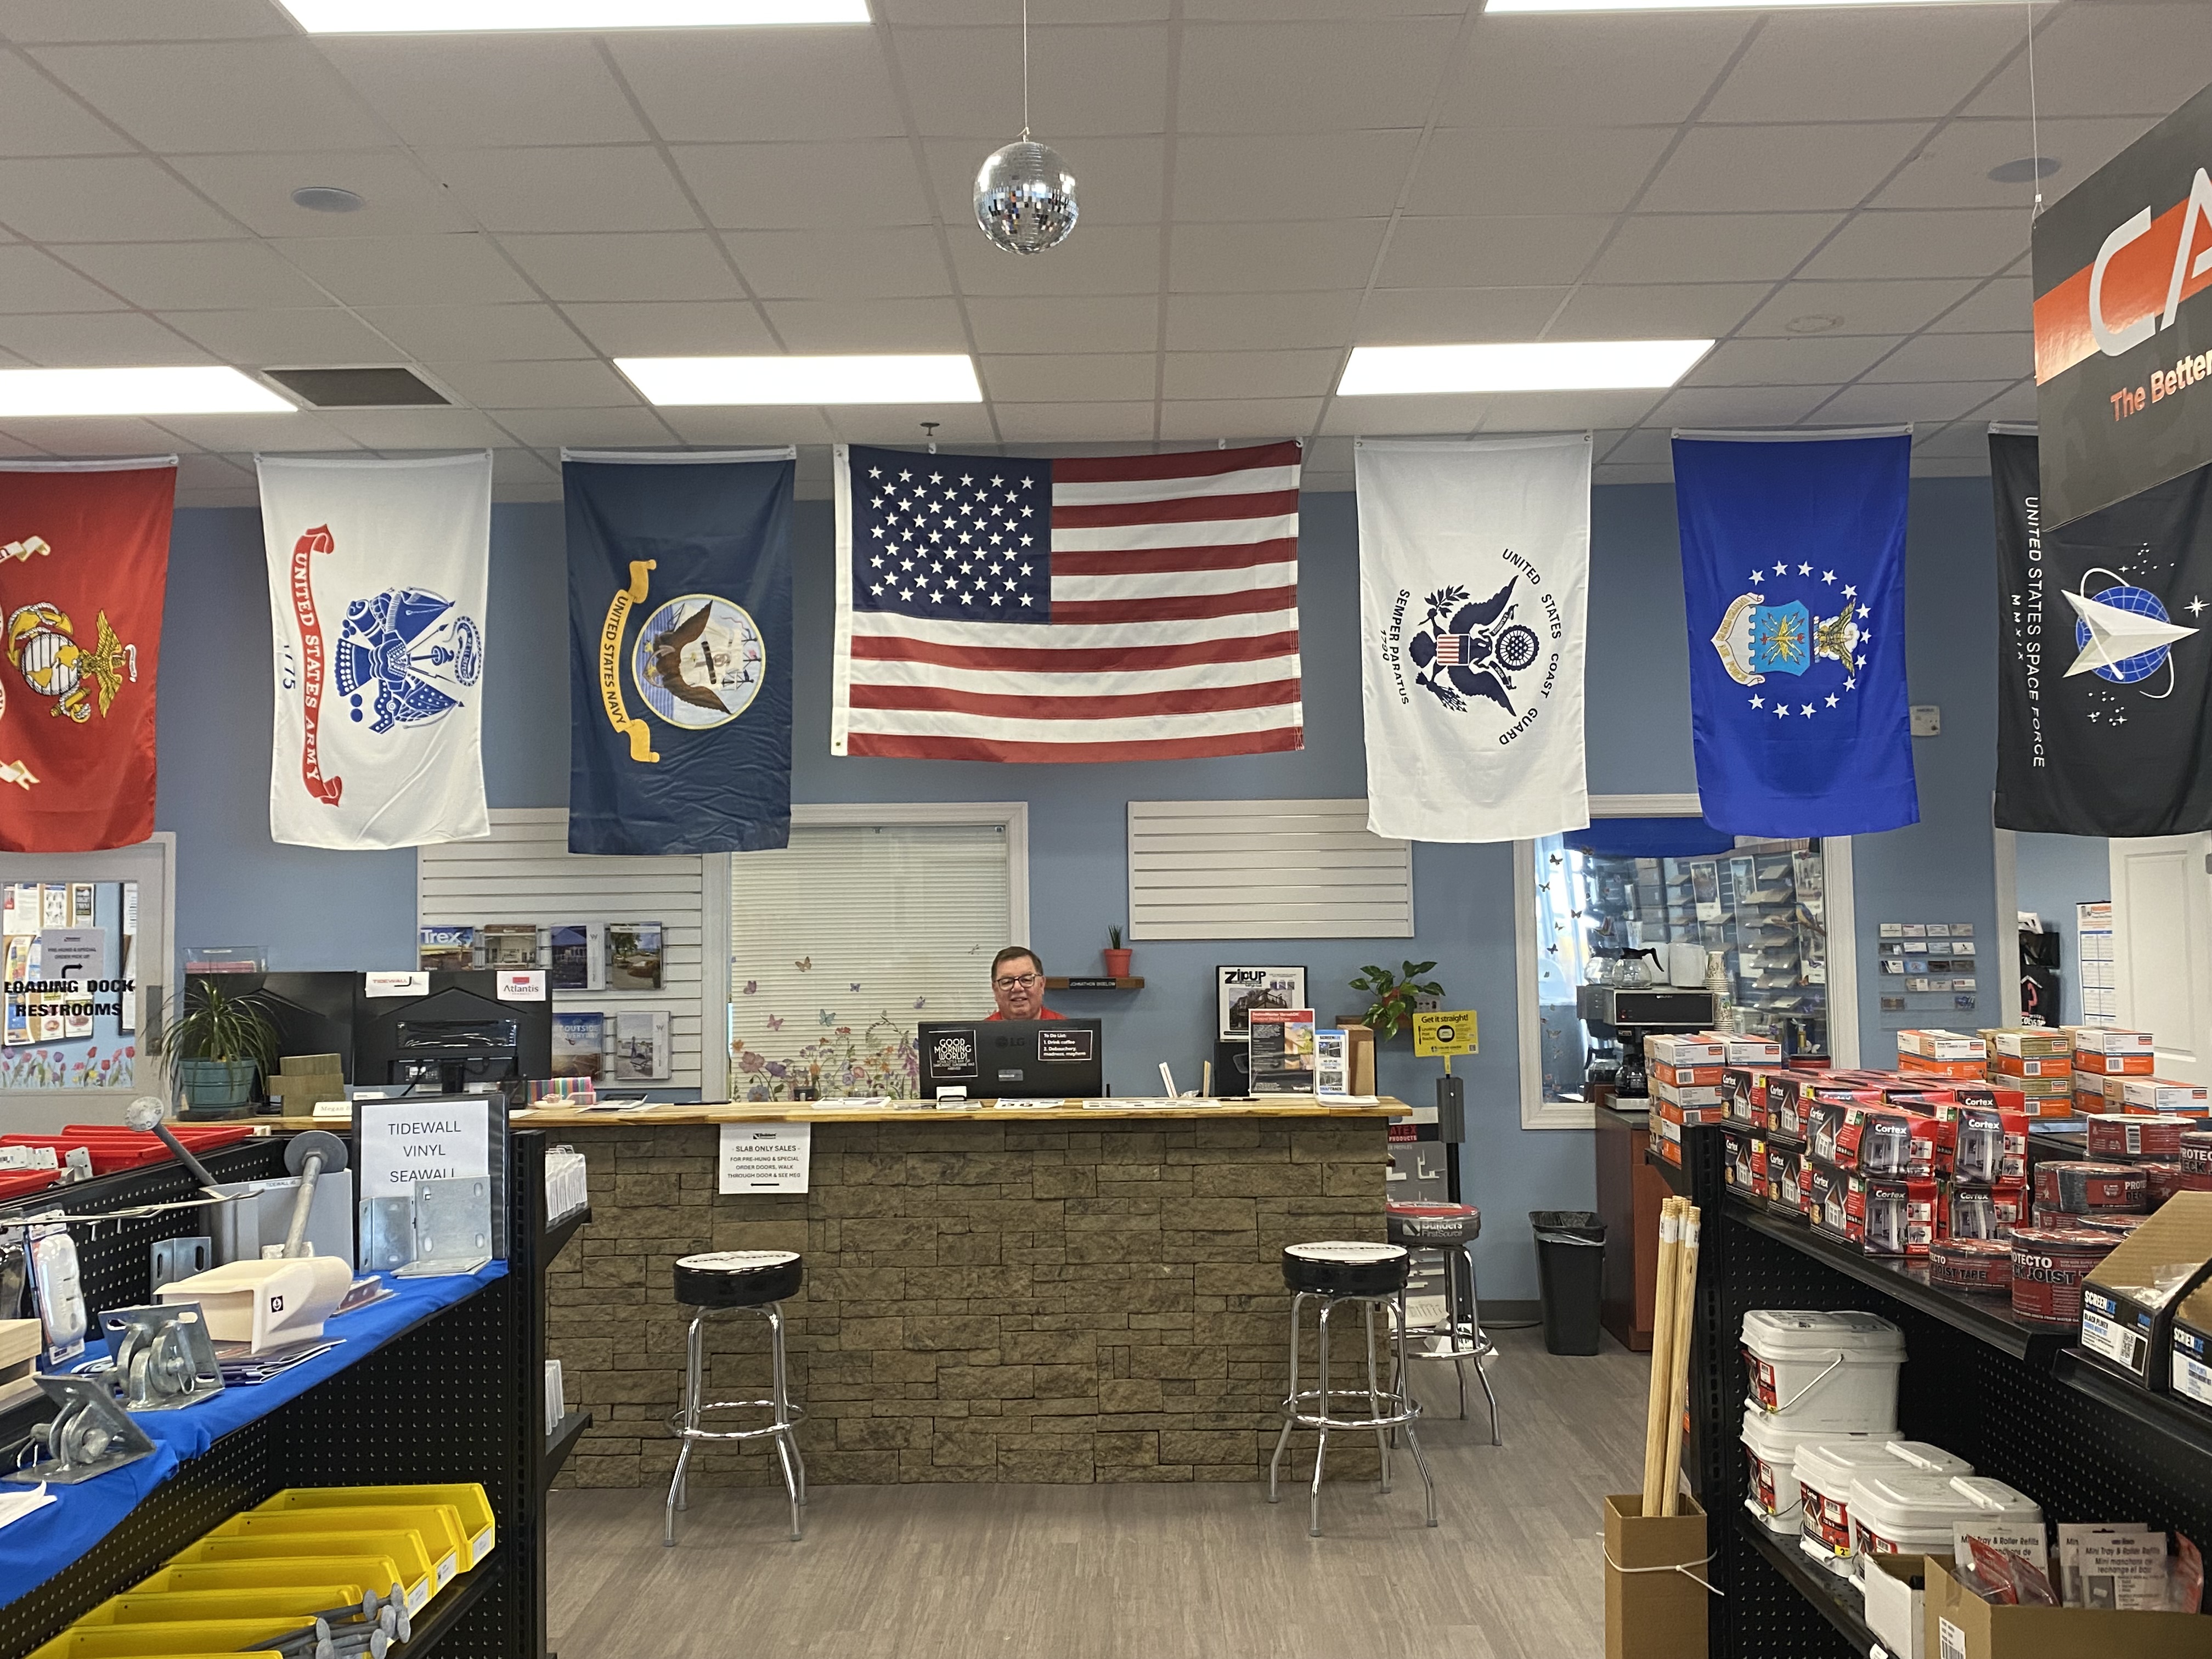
[1412,1009,1479,1058]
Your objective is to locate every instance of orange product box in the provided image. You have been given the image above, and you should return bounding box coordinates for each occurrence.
[1655,1094,1729,1128]
[1650,1062,1724,1090]
[2074,1049,2158,1076]
[1992,1052,2073,1080]
[1896,1054,1988,1080]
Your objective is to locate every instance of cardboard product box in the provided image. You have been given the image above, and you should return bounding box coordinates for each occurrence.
[1846,1171,1939,1256]
[1929,1102,2029,1183]
[1602,1494,1708,1659]
[1723,1067,1771,1130]
[1991,1051,2073,1080]
[1650,1060,1724,1090]
[1897,1053,1990,1081]
[1864,1553,1928,1659]
[1645,1034,1728,1068]
[2075,1048,2159,1076]
[2078,1191,2212,1390]
[2068,1025,2159,1057]
[1985,1027,2073,1060]
[1897,1028,1989,1063]
[1652,1077,1726,1112]
[1765,1145,1808,1218]
[1705,1032,1783,1064]
[1650,1112,1683,1167]
[2087,1114,2194,1162]
[2123,1077,2212,1115]
[2169,1276,2212,1412]
[1805,1102,1938,1179]
[1923,1556,2208,1658]
[1722,1130,1768,1203]
[1338,1024,1376,1098]
[1655,1094,1729,1130]
[1939,1178,2029,1241]
[1807,1161,1852,1242]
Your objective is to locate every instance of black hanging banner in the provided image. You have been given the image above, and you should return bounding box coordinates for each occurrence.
[1992,430,2212,834]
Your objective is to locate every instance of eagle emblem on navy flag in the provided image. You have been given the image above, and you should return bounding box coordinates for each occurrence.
[1407,579,1541,715]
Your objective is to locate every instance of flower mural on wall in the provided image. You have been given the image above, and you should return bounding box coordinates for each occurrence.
[731,1014,918,1102]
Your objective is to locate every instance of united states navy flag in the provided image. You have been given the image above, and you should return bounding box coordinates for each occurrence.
[565,448,794,855]
[1673,429,1918,838]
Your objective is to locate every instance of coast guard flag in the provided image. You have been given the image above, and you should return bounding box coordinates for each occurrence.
[1674,429,1917,838]
[832,442,1303,761]
[0,458,174,852]
[566,449,793,855]
[1356,433,1591,841]
[261,452,492,850]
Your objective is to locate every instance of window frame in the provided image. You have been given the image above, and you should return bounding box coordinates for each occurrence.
[1513,795,1858,1131]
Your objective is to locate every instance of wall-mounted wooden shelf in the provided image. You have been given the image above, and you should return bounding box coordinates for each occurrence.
[1045,976,1145,990]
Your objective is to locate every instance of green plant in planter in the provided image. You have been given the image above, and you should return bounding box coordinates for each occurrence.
[159,980,279,1111]
[1108,925,1122,950]
[1349,960,1441,1042]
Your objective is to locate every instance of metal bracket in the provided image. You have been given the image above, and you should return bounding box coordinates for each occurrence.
[360,1197,415,1274]
[101,1304,223,1411]
[5,1374,156,1483]
[150,1236,211,1293]
[396,1179,492,1278]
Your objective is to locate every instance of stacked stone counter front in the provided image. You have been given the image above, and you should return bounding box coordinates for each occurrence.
[541,1109,1396,1486]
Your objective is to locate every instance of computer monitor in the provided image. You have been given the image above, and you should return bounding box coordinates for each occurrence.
[184,970,358,1090]
[918,1019,1104,1099]
[353,971,552,1096]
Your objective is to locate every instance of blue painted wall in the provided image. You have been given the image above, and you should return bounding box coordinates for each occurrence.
[150,477,2010,1299]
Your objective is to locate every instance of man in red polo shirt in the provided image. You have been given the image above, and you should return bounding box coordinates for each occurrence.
[987,946,1064,1022]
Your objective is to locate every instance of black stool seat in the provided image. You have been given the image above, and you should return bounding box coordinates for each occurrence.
[1386,1201,1482,1248]
[1282,1240,1409,1298]
[674,1249,803,1308]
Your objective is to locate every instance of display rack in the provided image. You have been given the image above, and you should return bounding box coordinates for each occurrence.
[1662,1125,2212,1658]
[0,1128,575,1659]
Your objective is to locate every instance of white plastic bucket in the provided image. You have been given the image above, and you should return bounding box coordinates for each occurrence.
[1850,1473,2042,1580]
[1796,1439,1972,1578]
[1740,1409,1875,1535]
[1742,1309,1905,1432]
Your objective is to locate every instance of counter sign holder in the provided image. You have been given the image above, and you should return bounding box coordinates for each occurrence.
[1412,1011,1478,1200]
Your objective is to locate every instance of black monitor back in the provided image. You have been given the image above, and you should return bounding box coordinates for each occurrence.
[186,970,358,1081]
[352,971,552,1090]
[918,1018,1104,1098]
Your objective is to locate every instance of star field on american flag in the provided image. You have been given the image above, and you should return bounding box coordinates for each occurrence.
[853,461,1053,622]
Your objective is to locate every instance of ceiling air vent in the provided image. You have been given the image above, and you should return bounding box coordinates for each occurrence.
[261,366,449,408]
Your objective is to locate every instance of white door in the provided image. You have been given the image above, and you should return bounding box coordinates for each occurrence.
[2109,833,2212,1085]
[0,833,173,1133]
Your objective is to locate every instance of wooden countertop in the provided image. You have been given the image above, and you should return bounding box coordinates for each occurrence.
[256,1097,1409,1129]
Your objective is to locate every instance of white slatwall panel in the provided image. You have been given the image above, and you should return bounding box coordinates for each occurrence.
[418,808,709,1091]
[1127,799,1414,940]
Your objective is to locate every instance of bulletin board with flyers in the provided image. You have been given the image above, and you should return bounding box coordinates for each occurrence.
[1874,917,1979,1029]
[0,879,138,1090]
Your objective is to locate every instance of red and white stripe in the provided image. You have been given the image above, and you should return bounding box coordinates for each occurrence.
[833,442,1302,763]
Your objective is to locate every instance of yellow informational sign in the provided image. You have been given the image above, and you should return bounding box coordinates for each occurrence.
[1413,1010,1478,1058]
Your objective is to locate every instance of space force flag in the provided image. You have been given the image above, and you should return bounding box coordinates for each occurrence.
[1357,433,1591,841]
[1992,430,2212,835]
[0,458,174,852]
[1674,428,1917,838]
[566,449,794,856]
[261,452,492,850]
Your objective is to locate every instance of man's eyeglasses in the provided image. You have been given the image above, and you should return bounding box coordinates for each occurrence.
[994,973,1042,990]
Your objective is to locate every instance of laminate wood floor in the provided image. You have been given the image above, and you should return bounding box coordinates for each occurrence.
[546,1327,1649,1659]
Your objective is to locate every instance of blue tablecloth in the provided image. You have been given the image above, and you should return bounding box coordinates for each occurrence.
[0,1262,505,1610]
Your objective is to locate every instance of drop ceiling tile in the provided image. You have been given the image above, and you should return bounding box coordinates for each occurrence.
[1317,393,1489,436]
[353,303,594,363]
[0,158,240,242]
[759,297,972,353]
[4,1,294,40]
[1176,20,1459,134]
[910,0,1167,19]
[1592,213,1843,285]
[1648,385,1850,427]
[318,37,651,148]
[723,228,952,301]
[1801,209,2029,281]
[980,354,1158,403]
[0,246,129,314]
[1441,14,1754,128]
[316,407,518,449]
[1410,127,1674,219]
[499,233,743,304]
[0,56,129,155]
[152,411,358,452]
[1861,332,2030,385]
[492,407,675,449]
[1967,4,2212,120]
[819,407,1000,446]
[635,407,837,446]
[490,445,558,484]
[421,147,702,236]
[1173,132,1421,223]
[1810,380,2019,425]
[1926,278,2029,335]
[1968,377,2034,422]
[57,241,334,312]
[167,151,477,239]
[608,32,906,143]
[1184,0,1465,16]
[161,308,399,366]
[1172,220,1384,292]
[1376,217,1610,289]
[29,41,390,151]
[427,359,642,410]
[1874,116,2157,211]
[1549,284,1771,340]
[1478,392,1665,433]
[0,312,213,366]
[1702,9,2022,123]
[273,234,538,308]
[922,136,1164,228]
[171,452,254,490]
[558,301,780,358]
[1740,279,1980,339]
[673,141,935,231]
[1685,334,1901,387]
[967,295,1161,354]
[1163,348,1339,400]
[1643,124,1934,214]
[1166,290,1361,352]
[1353,286,1567,343]
[1156,396,1321,439]
[0,431,58,456]
[17,417,205,456]
[894,24,1172,138]
[951,224,1161,297]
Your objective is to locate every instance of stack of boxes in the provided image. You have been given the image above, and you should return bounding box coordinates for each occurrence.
[1649,1031,1781,1167]
[1982,1028,2074,1119]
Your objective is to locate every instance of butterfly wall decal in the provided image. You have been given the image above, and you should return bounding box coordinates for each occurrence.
[849,982,861,992]
[742,980,758,995]
[767,1015,785,1030]
[912,997,927,1009]
[794,956,812,972]
[819,1009,836,1025]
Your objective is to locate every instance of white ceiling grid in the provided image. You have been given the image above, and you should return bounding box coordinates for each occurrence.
[0,0,2197,503]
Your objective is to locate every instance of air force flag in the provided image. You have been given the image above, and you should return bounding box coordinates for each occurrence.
[1674,429,1917,838]
[565,449,794,856]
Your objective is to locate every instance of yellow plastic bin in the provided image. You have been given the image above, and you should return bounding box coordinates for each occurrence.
[171,1531,438,1616]
[214,1504,468,1587]
[28,1619,313,1658]
[134,1556,402,1603]
[76,1587,360,1626]
[258,1483,496,1567]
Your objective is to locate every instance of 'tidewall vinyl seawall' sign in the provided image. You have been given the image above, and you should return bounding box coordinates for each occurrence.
[2033,76,2212,528]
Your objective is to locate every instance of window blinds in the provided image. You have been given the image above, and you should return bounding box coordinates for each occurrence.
[1126,798,1414,940]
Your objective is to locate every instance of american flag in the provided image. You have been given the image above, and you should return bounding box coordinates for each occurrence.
[831,441,1302,762]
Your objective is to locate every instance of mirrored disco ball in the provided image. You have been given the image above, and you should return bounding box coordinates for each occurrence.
[974,139,1077,256]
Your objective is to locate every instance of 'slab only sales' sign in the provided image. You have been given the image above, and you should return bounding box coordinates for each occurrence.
[2034,77,2212,527]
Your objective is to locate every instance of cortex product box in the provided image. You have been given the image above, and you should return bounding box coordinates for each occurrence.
[2078,1191,2212,1391]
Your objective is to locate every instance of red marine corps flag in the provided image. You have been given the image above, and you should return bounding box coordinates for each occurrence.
[0,458,175,852]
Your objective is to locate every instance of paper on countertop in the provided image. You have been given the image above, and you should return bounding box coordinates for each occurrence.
[0,1483,55,1532]
[809,1097,893,1110]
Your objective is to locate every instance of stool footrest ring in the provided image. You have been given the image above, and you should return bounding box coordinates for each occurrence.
[667,1398,809,1445]
[1277,1385,1421,1434]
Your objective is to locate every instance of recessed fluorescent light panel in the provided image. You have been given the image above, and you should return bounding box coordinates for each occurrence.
[617,355,984,407]
[0,368,295,417]
[1336,341,1712,397]
[1490,0,2011,12]
[279,0,867,31]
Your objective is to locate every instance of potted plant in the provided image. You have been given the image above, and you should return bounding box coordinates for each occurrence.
[159,980,278,1119]
[1103,925,1133,980]
[1348,960,1442,1042]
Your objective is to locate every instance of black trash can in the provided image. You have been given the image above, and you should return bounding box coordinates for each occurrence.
[1530,1209,1607,1356]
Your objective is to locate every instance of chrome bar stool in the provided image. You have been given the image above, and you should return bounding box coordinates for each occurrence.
[1267,1240,1437,1537]
[665,1249,808,1546]
[1386,1201,1500,1445]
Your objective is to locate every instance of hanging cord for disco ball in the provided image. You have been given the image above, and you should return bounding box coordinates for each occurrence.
[974,0,1077,255]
